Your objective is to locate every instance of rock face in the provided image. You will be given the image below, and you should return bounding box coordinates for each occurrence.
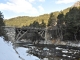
[73,1,80,7]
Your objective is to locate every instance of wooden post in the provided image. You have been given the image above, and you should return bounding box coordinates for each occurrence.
[44,27,48,44]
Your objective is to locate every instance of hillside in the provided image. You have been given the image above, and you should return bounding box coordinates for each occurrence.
[4,10,67,27]
[4,14,50,27]
[4,0,80,27]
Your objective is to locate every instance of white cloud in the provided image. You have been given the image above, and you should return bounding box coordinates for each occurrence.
[28,0,36,3]
[0,0,38,14]
[55,0,77,4]
[39,0,45,2]
[38,6,44,12]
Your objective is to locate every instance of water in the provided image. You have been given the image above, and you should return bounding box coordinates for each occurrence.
[15,43,80,60]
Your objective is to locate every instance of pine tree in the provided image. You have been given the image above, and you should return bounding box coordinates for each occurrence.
[0,11,5,36]
[48,13,56,27]
[40,20,46,28]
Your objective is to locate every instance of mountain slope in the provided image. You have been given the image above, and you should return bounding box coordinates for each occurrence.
[4,1,80,27]
[4,14,50,27]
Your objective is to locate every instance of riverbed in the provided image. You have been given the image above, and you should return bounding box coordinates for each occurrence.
[0,37,80,60]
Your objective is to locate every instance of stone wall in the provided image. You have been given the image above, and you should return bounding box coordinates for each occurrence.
[4,27,16,42]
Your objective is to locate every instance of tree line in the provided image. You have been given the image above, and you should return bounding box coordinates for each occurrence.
[0,11,5,36]
[29,20,46,28]
[0,11,8,41]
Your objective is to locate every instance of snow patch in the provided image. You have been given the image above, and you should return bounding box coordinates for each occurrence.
[16,47,40,60]
[0,37,21,60]
[0,37,40,60]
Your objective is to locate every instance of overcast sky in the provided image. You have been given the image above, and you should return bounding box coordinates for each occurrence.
[0,0,79,19]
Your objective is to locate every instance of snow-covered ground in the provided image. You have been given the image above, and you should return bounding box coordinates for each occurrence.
[0,37,39,60]
[67,41,80,47]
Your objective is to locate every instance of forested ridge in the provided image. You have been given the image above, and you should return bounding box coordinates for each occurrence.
[4,14,50,27]
[4,8,70,27]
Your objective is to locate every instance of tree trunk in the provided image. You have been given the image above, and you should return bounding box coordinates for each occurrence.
[74,34,77,41]
[60,26,63,40]
[74,27,78,41]
[61,29,63,40]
